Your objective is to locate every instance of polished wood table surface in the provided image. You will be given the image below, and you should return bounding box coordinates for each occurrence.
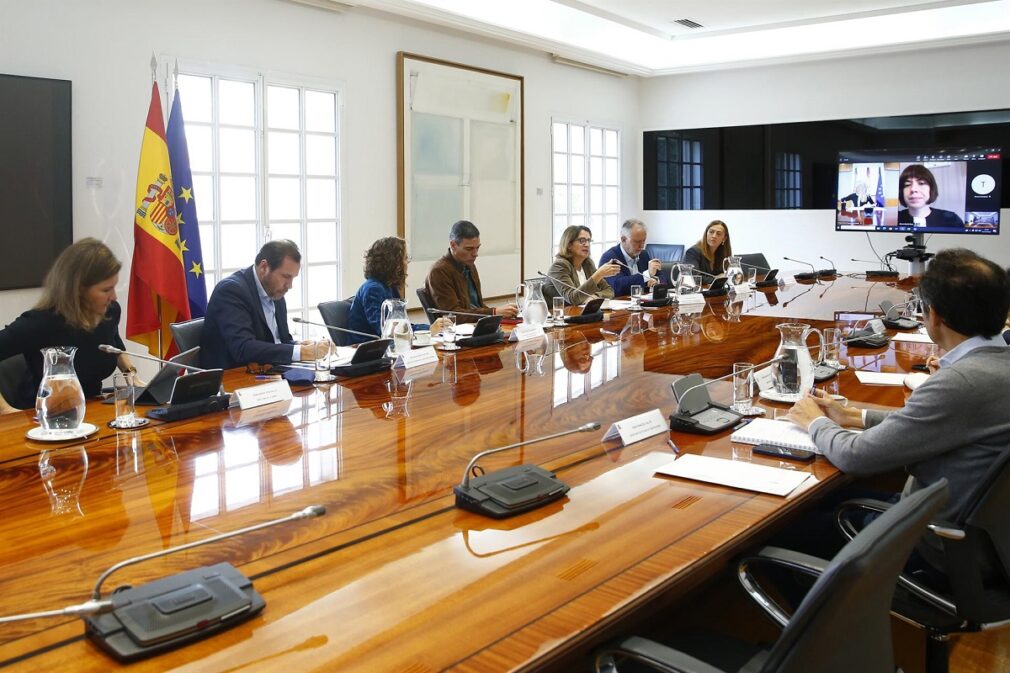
[0,274,922,671]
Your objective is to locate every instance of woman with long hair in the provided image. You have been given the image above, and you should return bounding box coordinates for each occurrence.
[682,220,733,277]
[545,225,618,304]
[0,238,136,412]
[346,237,443,344]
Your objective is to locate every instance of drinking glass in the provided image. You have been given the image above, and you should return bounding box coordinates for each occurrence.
[823,328,842,368]
[630,285,643,310]
[441,313,460,351]
[692,275,703,291]
[112,372,140,428]
[747,267,758,286]
[732,362,754,412]
[552,296,565,323]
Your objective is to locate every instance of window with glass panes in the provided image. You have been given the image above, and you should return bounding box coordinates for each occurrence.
[176,70,340,339]
[655,134,703,210]
[774,152,802,208]
[551,121,620,263]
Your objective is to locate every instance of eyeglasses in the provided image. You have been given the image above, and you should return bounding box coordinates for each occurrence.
[575,237,593,245]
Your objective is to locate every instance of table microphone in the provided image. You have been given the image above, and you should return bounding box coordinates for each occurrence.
[0,505,325,661]
[535,270,598,302]
[783,256,821,284]
[817,256,838,278]
[98,344,207,372]
[292,316,379,340]
[454,422,600,518]
[427,308,496,319]
[852,258,900,278]
[669,356,784,434]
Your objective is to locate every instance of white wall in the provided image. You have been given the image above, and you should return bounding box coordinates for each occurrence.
[0,0,640,334]
[636,42,1010,273]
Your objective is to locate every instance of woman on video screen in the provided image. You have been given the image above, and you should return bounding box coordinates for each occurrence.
[896,164,964,228]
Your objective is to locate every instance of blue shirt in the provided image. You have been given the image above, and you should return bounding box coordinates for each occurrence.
[253,269,300,360]
[939,334,1008,368]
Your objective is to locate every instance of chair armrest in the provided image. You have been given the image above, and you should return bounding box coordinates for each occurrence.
[737,546,830,628]
[835,498,894,541]
[595,636,727,673]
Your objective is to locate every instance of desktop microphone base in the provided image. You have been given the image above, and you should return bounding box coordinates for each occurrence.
[669,403,744,435]
[866,270,900,280]
[454,465,570,518]
[147,394,232,422]
[84,563,264,662]
[882,317,920,330]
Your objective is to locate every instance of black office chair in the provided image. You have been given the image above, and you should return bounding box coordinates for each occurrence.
[169,317,204,355]
[0,355,28,408]
[415,288,437,324]
[317,300,353,346]
[647,244,685,262]
[595,479,949,673]
[838,457,1010,673]
[738,253,771,275]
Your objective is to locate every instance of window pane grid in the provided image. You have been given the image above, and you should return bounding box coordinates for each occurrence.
[551,121,621,255]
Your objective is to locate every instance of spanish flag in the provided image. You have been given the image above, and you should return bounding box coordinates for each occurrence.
[126,82,191,357]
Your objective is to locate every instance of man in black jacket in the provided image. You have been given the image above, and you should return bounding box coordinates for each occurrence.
[201,240,328,369]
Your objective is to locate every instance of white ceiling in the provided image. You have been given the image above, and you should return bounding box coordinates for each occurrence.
[299,0,1010,75]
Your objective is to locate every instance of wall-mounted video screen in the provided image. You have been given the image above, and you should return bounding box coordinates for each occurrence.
[836,148,1001,235]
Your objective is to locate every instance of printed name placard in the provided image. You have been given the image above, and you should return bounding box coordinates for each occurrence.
[234,379,293,410]
[602,408,668,447]
[752,366,775,392]
[394,346,439,369]
[731,284,752,296]
[509,323,546,342]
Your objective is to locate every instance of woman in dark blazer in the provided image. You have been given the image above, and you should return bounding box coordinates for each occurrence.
[0,238,137,412]
[546,226,618,304]
[682,220,733,278]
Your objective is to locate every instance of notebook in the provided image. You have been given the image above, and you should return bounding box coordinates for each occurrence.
[730,418,821,453]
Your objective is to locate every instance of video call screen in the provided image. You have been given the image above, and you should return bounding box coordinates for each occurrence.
[836,148,1001,235]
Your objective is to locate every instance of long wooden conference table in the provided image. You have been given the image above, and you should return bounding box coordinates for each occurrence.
[0,274,923,671]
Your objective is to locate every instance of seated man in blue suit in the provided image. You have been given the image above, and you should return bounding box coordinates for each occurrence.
[201,239,329,369]
[597,219,662,296]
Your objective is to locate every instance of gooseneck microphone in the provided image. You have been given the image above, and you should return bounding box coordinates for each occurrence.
[292,316,378,340]
[535,270,598,302]
[92,504,326,599]
[783,257,822,284]
[427,308,495,319]
[818,256,838,277]
[454,423,600,518]
[0,503,326,658]
[98,345,207,372]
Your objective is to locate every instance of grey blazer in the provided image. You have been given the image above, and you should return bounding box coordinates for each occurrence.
[545,255,614,305]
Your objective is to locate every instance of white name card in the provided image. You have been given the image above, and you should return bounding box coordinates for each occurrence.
[752,366,775,392]
[603,408,668,447]
[394,346,439,369]
[234,379,293,410]
[509,323,546,342]
[731,284,752,296]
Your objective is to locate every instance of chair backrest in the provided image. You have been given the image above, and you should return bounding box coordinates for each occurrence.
[937,452,1010,624]
[0,355,28,407]
[646,243,684,263]
[318,300,353,346]
[415,288,437,324]
[738,253,771,273]
[760,480,949,673]
[169,318,205,356]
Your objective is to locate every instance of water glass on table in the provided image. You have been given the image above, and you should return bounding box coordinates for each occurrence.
[441,313,460,351]
[112,372,140,428]
[823,328,842,369]
[552,296,565,324]
[747,267,758,286]
[732,362,754,412]
[630,285,643,310]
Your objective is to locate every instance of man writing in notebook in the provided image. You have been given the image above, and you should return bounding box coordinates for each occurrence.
[787,248,1010,572]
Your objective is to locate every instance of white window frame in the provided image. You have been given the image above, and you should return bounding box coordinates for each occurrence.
[164,58,344,338]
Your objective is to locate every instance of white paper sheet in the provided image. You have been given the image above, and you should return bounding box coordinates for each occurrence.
[655,454,812,496]
[855,371,908,385]
[892,332,933,344]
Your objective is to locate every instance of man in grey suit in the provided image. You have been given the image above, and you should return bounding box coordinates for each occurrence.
[788,248,1010,570]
